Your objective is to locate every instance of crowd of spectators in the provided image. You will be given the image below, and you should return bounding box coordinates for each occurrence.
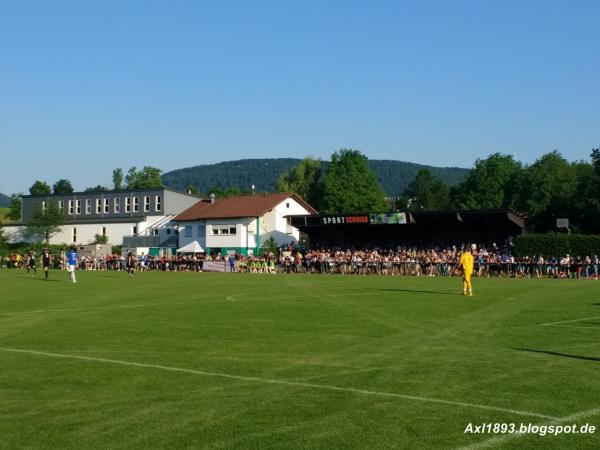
[279,246,599,279]
[2,243,599,279]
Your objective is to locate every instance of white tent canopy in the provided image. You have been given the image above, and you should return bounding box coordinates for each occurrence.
[176,241,205,254]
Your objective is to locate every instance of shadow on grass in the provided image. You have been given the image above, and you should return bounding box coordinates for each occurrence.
[374,288,463,296]
[516,348,600,362]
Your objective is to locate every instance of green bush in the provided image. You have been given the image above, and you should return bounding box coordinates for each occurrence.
[514,233,600,257]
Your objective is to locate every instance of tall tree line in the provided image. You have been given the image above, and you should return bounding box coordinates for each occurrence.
[398,150,600,233]
[276,148,600,233]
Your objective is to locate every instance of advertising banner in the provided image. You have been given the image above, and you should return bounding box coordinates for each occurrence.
[203,261,227,272]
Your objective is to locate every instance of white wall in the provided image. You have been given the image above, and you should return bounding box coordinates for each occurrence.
[260,198,311,245]
[177,218,261,250]
[177,221,206,248]
[3,214,178,246]
[5,221,143,246]
[174,196,312,250]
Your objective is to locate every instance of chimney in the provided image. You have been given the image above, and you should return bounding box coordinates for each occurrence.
[210,193,216,204]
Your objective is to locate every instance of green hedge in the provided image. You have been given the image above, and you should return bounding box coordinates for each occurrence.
[514,233,600,257]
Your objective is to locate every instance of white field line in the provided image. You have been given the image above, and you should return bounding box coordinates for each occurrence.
[541,316,600,326]
[0,301,203,315]
[544,324,600,330]
[0,347,558,420]
[457,406,600,450]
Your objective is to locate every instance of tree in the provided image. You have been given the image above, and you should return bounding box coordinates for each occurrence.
[85,185,109,193]
[568,161,600,233]
[259,236,279,256]
[53,179,74,194]
[0,225,6,250]
[7,194,23,221]
[126,166,163,189]
[275,157,323,207]
[93,233,109,244]
[23,201,65,244]
[112,168,124,190]
[592,148,600,176]
[404,169,450,210]
[514,151,578,230]
[207,186,247,197]
[186,185,200,195]
[29,180,51,196]
[320,149,387,213]
[454,153,522,209]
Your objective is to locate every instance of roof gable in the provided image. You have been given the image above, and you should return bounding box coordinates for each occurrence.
[175,192,317,221]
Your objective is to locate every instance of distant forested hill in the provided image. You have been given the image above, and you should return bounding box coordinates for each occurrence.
[161,158,469,196]
[0,193,10,207]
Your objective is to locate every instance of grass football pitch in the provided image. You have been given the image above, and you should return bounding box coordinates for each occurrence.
[0,270,598,449]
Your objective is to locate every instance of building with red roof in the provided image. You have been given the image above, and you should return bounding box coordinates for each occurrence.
[174,192,317,256]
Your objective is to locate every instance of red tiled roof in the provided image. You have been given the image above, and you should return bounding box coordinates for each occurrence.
[175,192,317,221]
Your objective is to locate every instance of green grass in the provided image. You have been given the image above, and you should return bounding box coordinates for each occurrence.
[0,270,598,449]
[0,206,8,223]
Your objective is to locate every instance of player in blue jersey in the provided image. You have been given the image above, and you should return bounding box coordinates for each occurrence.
[67,246,78,283]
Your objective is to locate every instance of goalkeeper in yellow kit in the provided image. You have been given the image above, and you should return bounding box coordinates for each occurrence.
[459,246,474,296]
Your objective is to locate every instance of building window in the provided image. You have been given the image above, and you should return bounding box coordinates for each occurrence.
[125,197,131,213]
[72,227,77,243]
[153,229,159,236]
[166,228,171,235]
[75,200,81,215]
[155,196,162,211]
[133,226,137,235]
[102,226,107,237]
[96,198,101,214]
[211,225,236,236]
[184,226,192,237]
[144,196,150,212]
[68,200,74,215]
[103,198,109,213]
[286,202,290,208]
[133,197,139,212]
[114,198,120,213]
[86,199,91,214]
[57,200,64,212]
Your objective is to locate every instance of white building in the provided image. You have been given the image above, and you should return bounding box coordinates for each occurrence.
[4,188,200,253]
[175,192,317,255]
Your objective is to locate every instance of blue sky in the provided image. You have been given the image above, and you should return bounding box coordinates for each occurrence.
[1,0,599,194]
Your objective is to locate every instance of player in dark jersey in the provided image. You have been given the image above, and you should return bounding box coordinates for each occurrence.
[42,248,52,280]
[27,252,37,276]
[126,251,135,277]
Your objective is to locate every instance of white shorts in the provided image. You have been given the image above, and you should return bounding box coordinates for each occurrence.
[68,265,76,272]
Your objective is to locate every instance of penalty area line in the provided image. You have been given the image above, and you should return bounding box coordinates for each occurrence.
[0,347,557,421]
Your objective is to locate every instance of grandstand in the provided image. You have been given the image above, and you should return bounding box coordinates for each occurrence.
[290,209,526,249]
